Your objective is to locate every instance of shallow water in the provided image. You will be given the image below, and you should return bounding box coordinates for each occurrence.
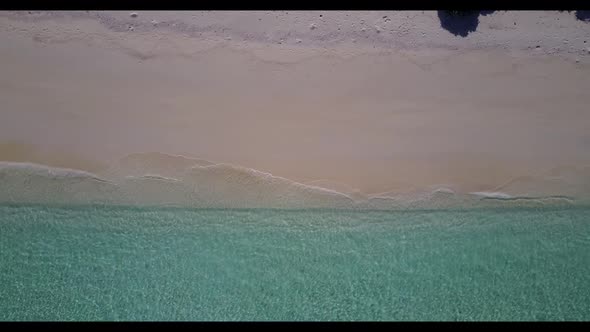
[1,204,589,321]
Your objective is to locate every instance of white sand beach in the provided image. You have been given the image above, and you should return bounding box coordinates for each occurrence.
[1,11,589,195]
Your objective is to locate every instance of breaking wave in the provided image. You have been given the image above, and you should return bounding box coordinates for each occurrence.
[1,155,589,209]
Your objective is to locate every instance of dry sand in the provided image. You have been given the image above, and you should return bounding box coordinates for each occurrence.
[1,11,589,194]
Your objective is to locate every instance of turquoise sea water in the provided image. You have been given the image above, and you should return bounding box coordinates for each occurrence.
[1,204,589,321]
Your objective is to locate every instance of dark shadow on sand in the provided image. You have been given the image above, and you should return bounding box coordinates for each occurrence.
[437,11,496,37]
[576,11,590,22]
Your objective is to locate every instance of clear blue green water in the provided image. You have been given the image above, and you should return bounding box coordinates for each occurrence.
[1,204,589,321]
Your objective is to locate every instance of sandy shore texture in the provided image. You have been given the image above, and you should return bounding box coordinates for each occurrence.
[1,11,590,195]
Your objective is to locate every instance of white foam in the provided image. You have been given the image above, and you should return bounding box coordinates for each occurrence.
[470,191,513,199]
[432,187,455,195]
[0,160,588,209]
[304,179,369,202]
[303,179,359,194]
